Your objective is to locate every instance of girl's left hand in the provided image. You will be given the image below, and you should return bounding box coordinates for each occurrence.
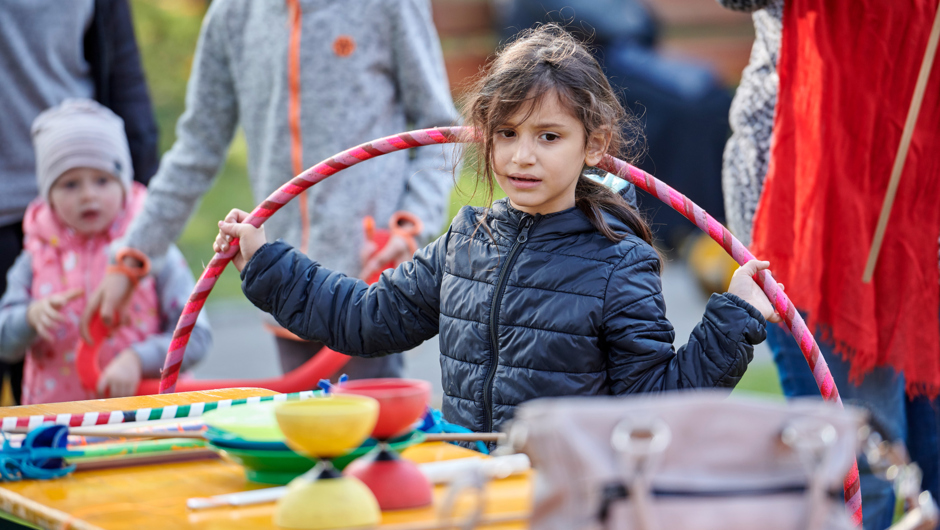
[727,260,782,323]
[97,349,142,398]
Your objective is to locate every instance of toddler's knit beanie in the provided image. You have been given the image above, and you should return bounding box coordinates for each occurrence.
[31,98,133,202]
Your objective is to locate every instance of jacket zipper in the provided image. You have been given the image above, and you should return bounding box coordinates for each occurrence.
[484,214,536,432]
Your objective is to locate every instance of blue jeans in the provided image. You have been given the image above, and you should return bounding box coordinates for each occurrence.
[906,395,940,508]
[768,323,906,530]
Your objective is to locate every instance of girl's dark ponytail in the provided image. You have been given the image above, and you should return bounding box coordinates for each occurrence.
[575,176,654,246]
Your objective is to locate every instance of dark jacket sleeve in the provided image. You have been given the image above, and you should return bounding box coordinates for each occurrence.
[241,235,447,357]
[603,243,766,393]
[87,0,160,184]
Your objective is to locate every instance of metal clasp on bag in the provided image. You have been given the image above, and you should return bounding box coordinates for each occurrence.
[607,417,671,530]
[858,425,940,530]
[611,417,672,458]
[437,465,488,530]
[780,416,837,461]
[780,417,838,530]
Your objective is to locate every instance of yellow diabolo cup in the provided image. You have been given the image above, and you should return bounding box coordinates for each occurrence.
[274,395,381,530]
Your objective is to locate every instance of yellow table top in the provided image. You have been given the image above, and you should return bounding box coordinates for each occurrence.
[0,389,531,530]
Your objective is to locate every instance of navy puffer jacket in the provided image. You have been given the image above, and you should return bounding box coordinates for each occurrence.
[242,199,767,433]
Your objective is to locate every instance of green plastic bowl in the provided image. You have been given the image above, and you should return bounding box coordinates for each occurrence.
[210,430,427,485]
[214,445,316,485]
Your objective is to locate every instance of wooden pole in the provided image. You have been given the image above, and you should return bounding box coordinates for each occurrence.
[423,432,506,443]
[862,2,940,282]
[5,427,206,440]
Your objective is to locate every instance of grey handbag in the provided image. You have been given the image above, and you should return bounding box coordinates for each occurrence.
[506,391,866,530]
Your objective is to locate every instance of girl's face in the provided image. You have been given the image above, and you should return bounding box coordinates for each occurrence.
[48,167,124,237]
[492,91,607,216]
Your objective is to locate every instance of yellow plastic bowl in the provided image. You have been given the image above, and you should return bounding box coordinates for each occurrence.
[275,395,379,458]
[275,475,380,529]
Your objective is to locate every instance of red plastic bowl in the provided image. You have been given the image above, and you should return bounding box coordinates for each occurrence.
[332,379,431,439]
[344,456,432,510]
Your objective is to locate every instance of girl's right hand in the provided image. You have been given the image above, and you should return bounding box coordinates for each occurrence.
[214,208,266,272]
[27,288,83,341]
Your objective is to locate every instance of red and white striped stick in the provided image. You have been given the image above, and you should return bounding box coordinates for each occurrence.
[0,391,319,432]
[158,126,860,525]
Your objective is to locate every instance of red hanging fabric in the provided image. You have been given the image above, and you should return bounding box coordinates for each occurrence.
[751,0,940,396]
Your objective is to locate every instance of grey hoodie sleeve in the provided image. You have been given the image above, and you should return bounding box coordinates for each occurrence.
[118,1,239,260]
[388,0,460,240]
[130,245,212,377]
[0,252,37,362]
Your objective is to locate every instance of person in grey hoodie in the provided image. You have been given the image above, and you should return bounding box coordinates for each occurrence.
[81,0,459,381]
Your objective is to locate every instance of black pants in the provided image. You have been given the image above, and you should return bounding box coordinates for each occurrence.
[0,222,24,404]
[275,337,404,386]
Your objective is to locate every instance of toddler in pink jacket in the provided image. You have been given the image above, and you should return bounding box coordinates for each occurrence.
[0,99,211,404]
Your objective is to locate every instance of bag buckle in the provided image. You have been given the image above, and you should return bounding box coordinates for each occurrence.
[608,417,671,530]
[611,417,671,458]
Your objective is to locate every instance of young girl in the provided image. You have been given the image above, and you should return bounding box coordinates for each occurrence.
[0,99,211,404]
[215,25,778,434]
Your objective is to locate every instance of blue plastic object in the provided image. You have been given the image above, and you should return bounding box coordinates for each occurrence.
[0,425,83,481]
[418,407,489,455]
[317,373,349,394]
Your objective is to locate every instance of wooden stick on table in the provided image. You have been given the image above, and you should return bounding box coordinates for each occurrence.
[423,433,506,443]
[5,427,206,440]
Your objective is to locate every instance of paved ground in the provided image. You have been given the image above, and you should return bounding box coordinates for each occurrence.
[192,259,773,406]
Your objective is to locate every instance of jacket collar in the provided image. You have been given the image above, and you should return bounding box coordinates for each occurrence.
[488,198,631,241]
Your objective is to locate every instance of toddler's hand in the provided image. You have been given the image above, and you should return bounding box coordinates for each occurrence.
[97,348,142,398]
[214,209,266,272]
[359,234,412,281]
[359,213,421,281]
[26,288,83,341]
[81,268,134,342]
[727,260,782,323]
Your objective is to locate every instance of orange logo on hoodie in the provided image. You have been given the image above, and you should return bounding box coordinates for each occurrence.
[333,35,356,57]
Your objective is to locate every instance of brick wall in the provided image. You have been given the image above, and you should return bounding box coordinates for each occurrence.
[430,0,756,94]
[431,0,497,95]
[649,0,755,86]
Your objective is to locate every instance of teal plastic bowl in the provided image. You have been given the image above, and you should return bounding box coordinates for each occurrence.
[210,430,426,485]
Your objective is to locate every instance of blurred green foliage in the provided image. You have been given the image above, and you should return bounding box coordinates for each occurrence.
[132,0,252,298]
[731,362,783,399]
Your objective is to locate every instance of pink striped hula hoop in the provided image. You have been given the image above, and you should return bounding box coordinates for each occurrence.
[160,126,861,525]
